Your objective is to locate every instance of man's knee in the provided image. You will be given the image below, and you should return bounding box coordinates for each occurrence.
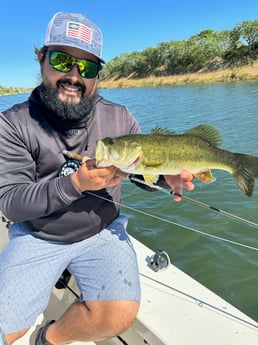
[85,300,140,336]
[108,300,139,334]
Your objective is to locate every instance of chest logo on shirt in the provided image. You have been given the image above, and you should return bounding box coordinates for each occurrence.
[65,129,81,136]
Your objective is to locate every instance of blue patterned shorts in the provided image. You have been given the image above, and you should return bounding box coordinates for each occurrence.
[0,215,140,333]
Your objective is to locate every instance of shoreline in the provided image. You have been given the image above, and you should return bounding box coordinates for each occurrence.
[1,62,258,96]
[98,61,258,89]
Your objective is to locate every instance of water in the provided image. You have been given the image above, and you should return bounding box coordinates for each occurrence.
[1,82,257,321]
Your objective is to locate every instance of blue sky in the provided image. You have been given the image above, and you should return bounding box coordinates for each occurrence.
[1,0,257,88]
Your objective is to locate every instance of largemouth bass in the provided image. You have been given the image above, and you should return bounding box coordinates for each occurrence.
[95,125,258,197]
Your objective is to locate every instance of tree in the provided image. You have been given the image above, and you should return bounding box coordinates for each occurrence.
[234,20,258,58]
[101,21,258,80]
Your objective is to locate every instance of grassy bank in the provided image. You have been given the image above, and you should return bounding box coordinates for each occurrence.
[1,62,258,95]
[98,61,258,89]
[0,87,32,96]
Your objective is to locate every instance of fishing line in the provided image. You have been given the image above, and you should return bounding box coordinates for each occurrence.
[86,191,258,252]
[56,240,258,331]
[54,192,258,331]
[140,273,258,330]
[130,176,258,229]
[63,150,258,229]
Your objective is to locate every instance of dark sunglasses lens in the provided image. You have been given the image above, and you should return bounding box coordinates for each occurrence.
[49,51,73,73]
[78,60,99,78]
[48,51,99,78]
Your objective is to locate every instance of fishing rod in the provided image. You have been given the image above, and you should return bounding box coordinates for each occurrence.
[63,150,258,230]
[129,176,258,229]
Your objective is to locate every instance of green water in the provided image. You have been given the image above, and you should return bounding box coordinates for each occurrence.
[1,81,258,321]
[101,81,258,322]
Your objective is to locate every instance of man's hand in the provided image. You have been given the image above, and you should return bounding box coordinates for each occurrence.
[164,171,194,201]
[71,158,121,193]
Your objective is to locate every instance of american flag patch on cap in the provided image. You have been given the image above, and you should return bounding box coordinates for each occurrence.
[66,22,93,44]
[45,12,104,62]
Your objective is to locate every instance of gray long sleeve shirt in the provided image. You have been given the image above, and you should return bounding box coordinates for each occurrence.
[0,88,140,242]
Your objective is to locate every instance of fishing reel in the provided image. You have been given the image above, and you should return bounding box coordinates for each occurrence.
[149,249,170,272]
[59,159,81,177]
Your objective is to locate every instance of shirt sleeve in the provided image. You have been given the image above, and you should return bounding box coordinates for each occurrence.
[0,113,83,222]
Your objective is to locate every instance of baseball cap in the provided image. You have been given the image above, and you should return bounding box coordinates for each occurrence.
[44,12,104,63]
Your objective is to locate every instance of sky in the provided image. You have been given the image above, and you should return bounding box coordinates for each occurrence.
[1,0,257,88]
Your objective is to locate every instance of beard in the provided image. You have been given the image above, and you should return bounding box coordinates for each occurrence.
[38,80,98,122]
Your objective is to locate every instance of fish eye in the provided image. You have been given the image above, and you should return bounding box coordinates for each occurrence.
[108,137,115,145]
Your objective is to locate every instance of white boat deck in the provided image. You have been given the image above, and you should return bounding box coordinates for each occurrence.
[1,221,257,344]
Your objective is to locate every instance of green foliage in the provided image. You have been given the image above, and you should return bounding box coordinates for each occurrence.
[0,85,32,96]
[2,20,258,91]
[234,20,258,58]
[101,20,258,80]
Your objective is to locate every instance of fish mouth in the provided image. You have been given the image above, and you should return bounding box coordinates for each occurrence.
[95,140,104,160]
[95,140,110,167]
[95,138,142,170]
[95,140,113,168]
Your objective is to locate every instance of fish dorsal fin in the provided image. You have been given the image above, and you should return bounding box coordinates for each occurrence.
[151,126,176,136]
[184,124,222,147]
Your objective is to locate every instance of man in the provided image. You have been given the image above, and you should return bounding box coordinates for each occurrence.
[0,12,194,345]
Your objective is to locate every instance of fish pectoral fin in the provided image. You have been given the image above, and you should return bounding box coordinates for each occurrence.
[194,170,216,183]
[143,174,159,186]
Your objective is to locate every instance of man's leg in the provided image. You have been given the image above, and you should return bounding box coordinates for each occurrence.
[42,300,139,344]
[37,215,141,344]
[0,223,72,344]
[2,216,140,344]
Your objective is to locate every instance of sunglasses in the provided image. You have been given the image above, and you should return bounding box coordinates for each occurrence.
[47,51,100,79]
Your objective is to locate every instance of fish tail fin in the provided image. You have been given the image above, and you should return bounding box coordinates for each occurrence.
[233,154,258,197]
